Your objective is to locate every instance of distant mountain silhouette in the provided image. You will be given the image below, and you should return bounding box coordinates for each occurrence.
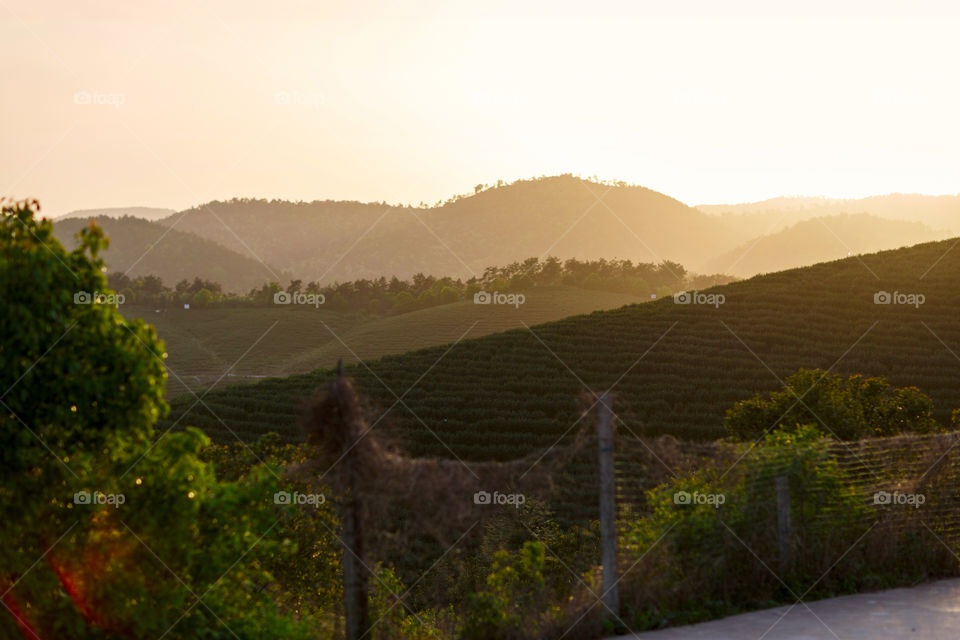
[56,206,176,222]
[53,216,285,292]
[158,175,747,283]
[699,214,950,277]
[54,177,958,288]
[698,193,960,234]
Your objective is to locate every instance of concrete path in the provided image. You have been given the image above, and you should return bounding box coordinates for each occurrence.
[608,579,960,639]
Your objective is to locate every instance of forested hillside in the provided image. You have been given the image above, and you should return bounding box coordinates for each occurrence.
[159,175,745,282]
[57,178,953,288]
[56,206,176,222]
[53,216,286,292]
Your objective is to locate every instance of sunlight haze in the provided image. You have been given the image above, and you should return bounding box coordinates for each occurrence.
[3,0,959,215]
[7,3,960,637]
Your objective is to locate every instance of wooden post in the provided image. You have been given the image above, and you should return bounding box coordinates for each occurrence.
[338,360,370,640]
[597,392,620,616]
[776,475,792,575]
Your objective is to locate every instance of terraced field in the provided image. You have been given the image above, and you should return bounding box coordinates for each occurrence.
[162,238,960,465]
[128,286,647,397]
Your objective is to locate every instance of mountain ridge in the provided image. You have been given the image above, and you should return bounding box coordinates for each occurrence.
[54,177,960,288]
[700,213,950,277]
[56,206,176,222]
[53,216,287,293]
[156,176,747,284]
[698,193,960,234]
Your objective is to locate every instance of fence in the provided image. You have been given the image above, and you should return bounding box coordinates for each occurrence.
[593,405,960,620]
[612,429,960,541]
[291,378,960,633]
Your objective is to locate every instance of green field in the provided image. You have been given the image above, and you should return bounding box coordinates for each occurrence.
[162,237,960,464]
[128,286,648,397]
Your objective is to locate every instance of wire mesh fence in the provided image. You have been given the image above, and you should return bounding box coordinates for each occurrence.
[612,430,960,550]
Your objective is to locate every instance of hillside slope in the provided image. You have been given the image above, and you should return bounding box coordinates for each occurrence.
[159,176,747,283]
[700,214,949,277]
[164,236,960,460]
[54,216,286,292]
[125,286,649,397]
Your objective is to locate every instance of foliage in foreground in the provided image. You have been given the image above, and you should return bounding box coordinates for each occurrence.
[2,202,600,639]
[619,424,959,631]
[0,200,318,639]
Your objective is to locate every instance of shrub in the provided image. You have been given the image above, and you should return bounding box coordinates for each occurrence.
[461,542,550,640]
[620,425,875,630]
[725,369,941,440]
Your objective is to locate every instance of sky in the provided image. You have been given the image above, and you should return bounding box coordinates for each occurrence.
[2,0,959,216]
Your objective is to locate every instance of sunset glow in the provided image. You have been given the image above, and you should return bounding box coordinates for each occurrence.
[3,0,959,215]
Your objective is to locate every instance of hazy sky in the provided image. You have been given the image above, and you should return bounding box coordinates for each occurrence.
[3,0,959,216]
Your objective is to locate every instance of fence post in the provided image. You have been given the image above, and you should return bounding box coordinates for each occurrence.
[597,392,620,617]
[337,360,370,640]
[776,475,792,575]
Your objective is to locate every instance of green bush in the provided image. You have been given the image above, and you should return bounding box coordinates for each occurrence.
[368,564,455,639]
[461,542,551,640]
[620,425,873,630]
[725,369,941,440]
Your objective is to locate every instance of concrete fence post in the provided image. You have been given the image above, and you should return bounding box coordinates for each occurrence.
[337,360,370,640]
[597,392,620,617]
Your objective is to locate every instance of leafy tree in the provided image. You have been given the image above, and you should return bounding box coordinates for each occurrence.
[417,289,437,308]
[107,271,133,291]
[139,274,165,295]
[724,369,942,440]
[437,286,460,305]
[0,201,315,639]
[539,257,562,285]
[392,291,416,313]
[192,288,214,307]
[248,281,284,304]
[489,277,509,292]
[581,272,602,289]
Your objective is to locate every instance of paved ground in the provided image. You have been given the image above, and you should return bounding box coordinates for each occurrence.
[608,579,960,639]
